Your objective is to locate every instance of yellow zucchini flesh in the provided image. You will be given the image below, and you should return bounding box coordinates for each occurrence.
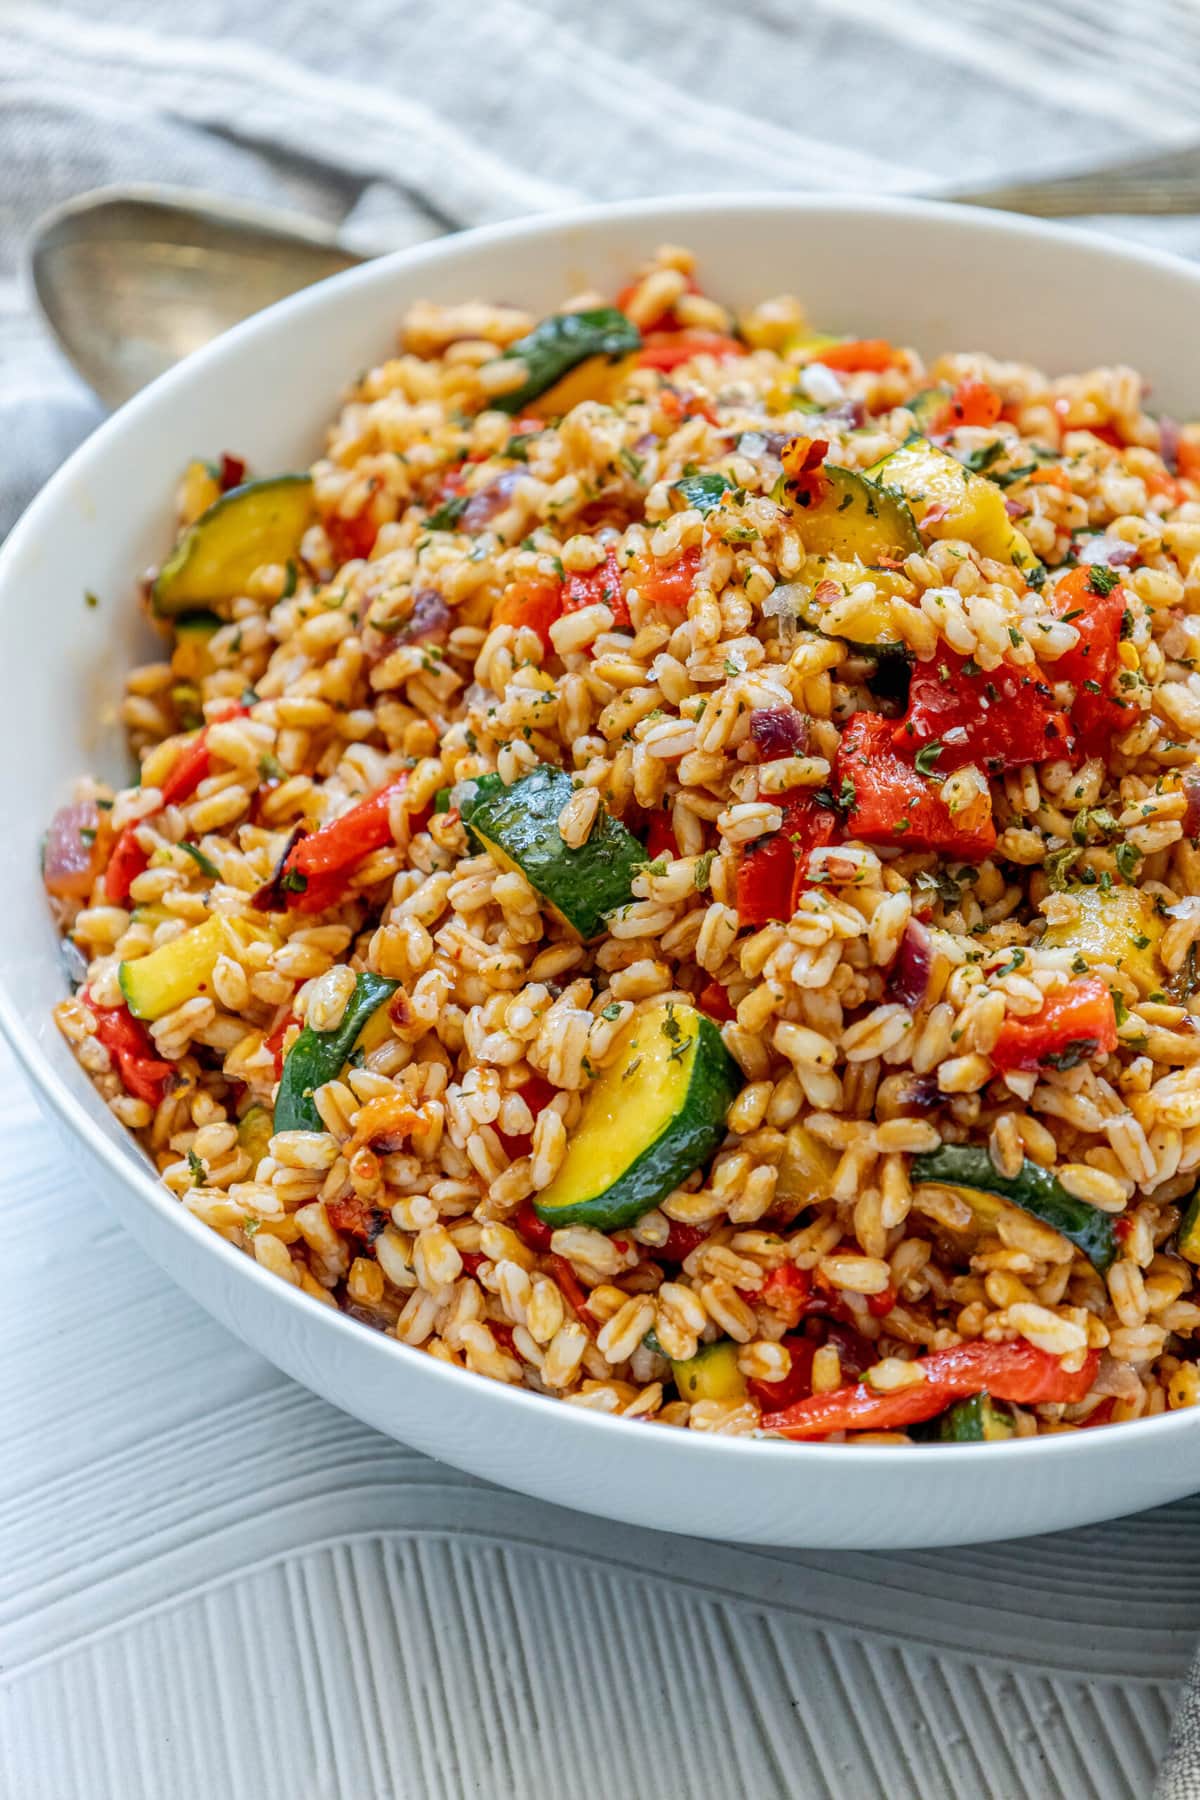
[118,914,272,1021]
[1041,884,1163,995]
[152,475,314,615]
[787,465,922,564]
[671,1339,747,1402]
[532,999,741,1232]
[865,437,1039,571]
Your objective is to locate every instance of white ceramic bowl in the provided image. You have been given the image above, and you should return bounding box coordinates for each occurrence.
[5,194,1200,1549]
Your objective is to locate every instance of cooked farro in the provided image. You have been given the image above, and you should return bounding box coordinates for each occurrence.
[42,245,1200,1445]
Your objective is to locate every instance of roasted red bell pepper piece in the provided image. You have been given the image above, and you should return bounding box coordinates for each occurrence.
[513,1196,555,1253]
[990,975,1117,1074]
[759,1263,814,1329]
[836,713,997,858]
[496,1074,558,1160]
[780,435,832,509]
[894,650,1072,774]
[272,776,422,914]
[644,809,677,862]
[493,575,564,652]
[626,545,700,613]
[561,548,631,630]
[218,453,247,492]
[933,377,1002,432]
[697,978,735,1023]
[659,1220,710,1263]
[325,511,379,564]
[748,1334,818,1410]
[809,337,895,373]
[736,792,838,925]
[326,1193,389,1241]
[103,826,151,905]
[636,331,745,371]
[1049,565,1129,757]
[763,1341,1100,1438]
[86,991,174,1107]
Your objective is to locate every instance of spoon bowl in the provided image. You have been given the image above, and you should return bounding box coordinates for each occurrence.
[29,186,365,409]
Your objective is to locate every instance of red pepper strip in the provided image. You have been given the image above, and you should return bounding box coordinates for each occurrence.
[990,976,1117,1075]
[561,547,631,631]
[103,826,151,905]
[657,388,719,428]
[636,331,745,371]
[933,377,1002,432]
[748,1335,818,1410]
[763,1342,1101,1439]
[1179,441,1200,484]
[549,1254,596,1331]
[278,776,420,914]
[644,809,677,862]
[837,713,997,858]
[264,1011,297,1078]
[735,792,838,926]
[697,978,735,1023]
[489,1319,519,1354]
[894,649,1072,775]
[492,575,564,652]
[659,1220,709,1264]
[810,338,895,373]
[87,992,174,1107]
[496,1075,559,1160]
[513,1197,555,1254]
[1049,565,1129,758]
[625,545,701,615]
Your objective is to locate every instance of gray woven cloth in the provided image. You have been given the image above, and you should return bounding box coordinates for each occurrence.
[4,3,1200,1794]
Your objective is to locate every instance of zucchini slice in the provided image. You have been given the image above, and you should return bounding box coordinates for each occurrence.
[906,386,952,432]
[524,352,639,420]
[274,970,399,1134]
[237,1102,275,1172]
[671,1338,746,1402]
[493,309,642,417]
[865,437,1039,572]
[118,914,270,1021]
[1041,884,1163,995]
[532,999,741,1231]
[459,766,645,941]
[786,465,922,564]
[931,1392,1016,1442]
[911,1143,1117,1273]
[773,1121,839,1222]
[798,555,912,655]
[152,475,314,615]
[1178,1184,1200,1264]
[172,610,223,681]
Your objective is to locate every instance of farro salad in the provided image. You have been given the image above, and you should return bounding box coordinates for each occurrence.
[44,245,1200,1445]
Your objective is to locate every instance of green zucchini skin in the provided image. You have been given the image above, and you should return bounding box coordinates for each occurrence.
[494,309,642,415]
[938,1393,1015,1442]
[905,386,951,431]
[911,1144,1117,1273]
[152,474,314,615]
[533,1013,741,1232]
[1178,1183,1200,1263]
[458,765,645,940]
[274,971,398,1133]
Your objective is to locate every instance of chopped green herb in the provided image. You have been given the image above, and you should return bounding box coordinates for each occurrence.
[186,1148,205,1184]
[601,1002,623,1022]
[1043,1038,1099,1072]
[1087,564,1120,597]
[281,559,299,600]
[84,590,100,609]
[258,752,286,782]
[914,742,944,778]
[180,841,219,879]
[694,849,716,891]
[424,494,470,532]
[1115,842,1142,883]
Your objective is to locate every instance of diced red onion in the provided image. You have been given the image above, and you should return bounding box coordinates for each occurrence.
[43,799,101,898]
[1160,415,1181,475]
[461,469,522,531]
[399,588,451,643]
[1076,535,1138,568]
[1003,496,1024,519]
[750,705,809,760]
[887,918,934,1010]
[1183,770,1200,842]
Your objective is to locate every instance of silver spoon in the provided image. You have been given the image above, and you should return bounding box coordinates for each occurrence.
[30,152,1200,410]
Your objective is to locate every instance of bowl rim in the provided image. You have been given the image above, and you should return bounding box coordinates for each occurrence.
[4,186,1198,1474]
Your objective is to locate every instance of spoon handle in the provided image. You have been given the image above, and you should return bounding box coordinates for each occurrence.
[942,143,1200,217]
